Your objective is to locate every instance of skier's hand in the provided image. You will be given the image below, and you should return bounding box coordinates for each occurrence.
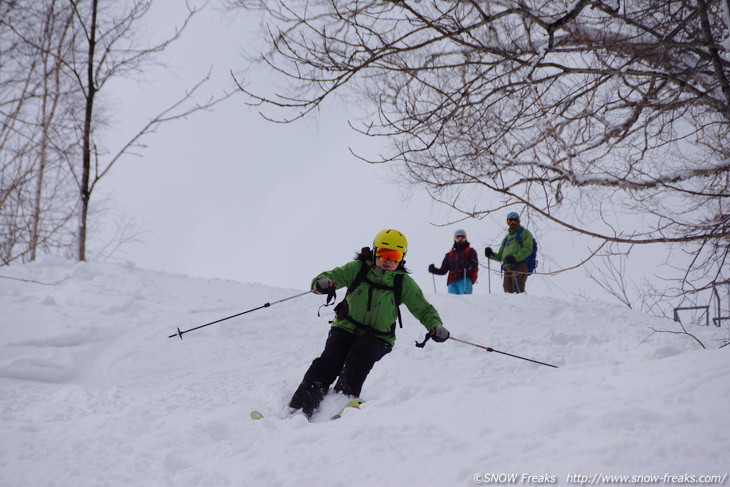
[314,278,335,294]
[428,264,437,274]
[504,255,517,268]
[430,326,450,343]
[484,247,494,258]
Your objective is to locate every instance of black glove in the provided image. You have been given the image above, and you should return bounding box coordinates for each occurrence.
[428,264,437,274]
[430,326,450,343]
[504,255,517,268]
[484,247,493,258]
[314,278,335,294]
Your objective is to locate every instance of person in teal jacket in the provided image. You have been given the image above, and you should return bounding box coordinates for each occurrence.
[288,229,450,419]
[484,212,534,293]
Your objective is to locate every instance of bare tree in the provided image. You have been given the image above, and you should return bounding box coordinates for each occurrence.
[66,0,233,261]
[30,0,77,261]
[0,0,78,265]
[1,0,232,263]
[232,0,730,300]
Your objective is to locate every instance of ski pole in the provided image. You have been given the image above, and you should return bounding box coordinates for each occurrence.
[513,272,521,294]
[168,290,314,340]
[449,336,558,368]
[432,273,437,294]
[487,259,491,294]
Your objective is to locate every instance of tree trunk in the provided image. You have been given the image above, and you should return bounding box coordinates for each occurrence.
[30,1,56,261]
[78,0,98,262]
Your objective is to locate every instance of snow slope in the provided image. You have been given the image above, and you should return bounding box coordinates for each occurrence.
[1,258,728,487]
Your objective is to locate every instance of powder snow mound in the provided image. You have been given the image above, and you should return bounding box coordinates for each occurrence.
[0,258,708,382]
[425,291,717,370]
[1,258,728,487]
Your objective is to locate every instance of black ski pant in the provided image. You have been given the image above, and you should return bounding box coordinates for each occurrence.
[289,327,392,418]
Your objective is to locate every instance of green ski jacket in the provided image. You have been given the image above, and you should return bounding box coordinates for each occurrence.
[312,260,443,346]
[490,227,534,264]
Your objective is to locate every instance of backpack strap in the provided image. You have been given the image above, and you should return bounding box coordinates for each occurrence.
[350,258,370,294]
[394,273,404,329]
[358,266,405,330]
[504,228,525,250]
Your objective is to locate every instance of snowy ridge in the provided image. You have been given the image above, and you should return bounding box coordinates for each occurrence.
[1,258,728,487]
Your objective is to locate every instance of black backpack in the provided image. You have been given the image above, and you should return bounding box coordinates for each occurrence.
[332,249,404,337]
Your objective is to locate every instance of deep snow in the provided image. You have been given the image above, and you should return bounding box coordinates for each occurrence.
[1,257,728,487]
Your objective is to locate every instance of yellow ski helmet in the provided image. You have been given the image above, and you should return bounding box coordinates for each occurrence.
[373,229,408,254]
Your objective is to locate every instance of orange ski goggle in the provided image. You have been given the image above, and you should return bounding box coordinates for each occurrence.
[375,247,404,263]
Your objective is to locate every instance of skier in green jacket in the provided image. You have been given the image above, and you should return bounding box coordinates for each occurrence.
[288,229,450,419]
[484,212,535,293]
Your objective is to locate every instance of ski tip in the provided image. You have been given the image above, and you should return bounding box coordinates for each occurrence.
[330,399,365,420]
[250,410,264,420]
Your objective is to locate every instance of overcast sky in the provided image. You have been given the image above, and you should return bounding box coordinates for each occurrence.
[93,1,656,304]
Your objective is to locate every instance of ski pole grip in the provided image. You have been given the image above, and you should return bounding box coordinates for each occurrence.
[167,327,184,340]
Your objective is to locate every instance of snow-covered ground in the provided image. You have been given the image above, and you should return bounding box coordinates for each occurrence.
[1,258,728,487]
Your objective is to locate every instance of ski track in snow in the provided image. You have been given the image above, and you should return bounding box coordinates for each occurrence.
[1,257,728,487]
